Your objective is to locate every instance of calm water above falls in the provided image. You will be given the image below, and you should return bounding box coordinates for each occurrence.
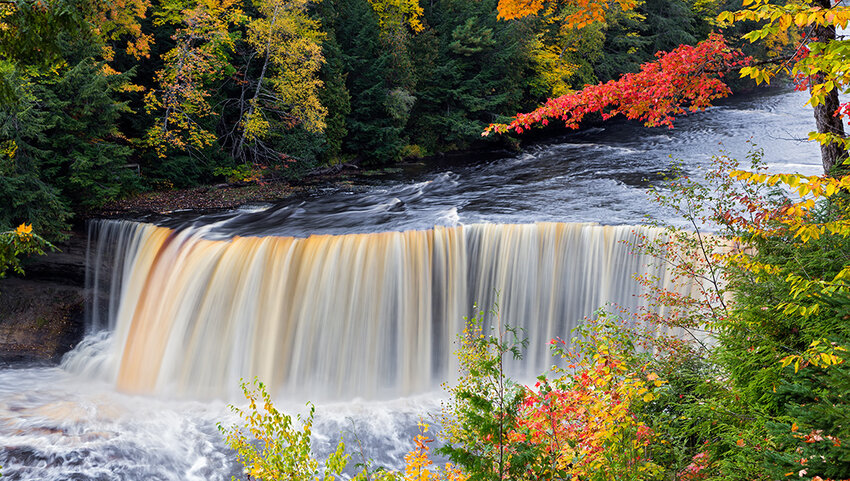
[0,88,825,480]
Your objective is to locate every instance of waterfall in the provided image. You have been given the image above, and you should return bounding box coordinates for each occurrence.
[70,220,680,400]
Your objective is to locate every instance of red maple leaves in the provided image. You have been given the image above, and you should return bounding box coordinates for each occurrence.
[485,33,751,135]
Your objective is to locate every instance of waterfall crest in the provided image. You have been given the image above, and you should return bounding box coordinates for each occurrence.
[71,221,678,400]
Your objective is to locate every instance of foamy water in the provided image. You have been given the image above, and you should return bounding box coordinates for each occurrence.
[0,87,824,480]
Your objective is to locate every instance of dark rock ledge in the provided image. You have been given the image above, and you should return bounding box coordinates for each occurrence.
[0,232,88,364]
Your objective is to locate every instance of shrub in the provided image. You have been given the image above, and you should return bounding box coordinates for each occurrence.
[218,378,349,481]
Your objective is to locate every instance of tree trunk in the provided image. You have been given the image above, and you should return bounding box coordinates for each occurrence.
[811,0,847,175]
[234,4,280,163]
[812,84,846,174]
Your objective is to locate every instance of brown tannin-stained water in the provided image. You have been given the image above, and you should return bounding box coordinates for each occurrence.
[0,88,823,480]
[75,221,682,400]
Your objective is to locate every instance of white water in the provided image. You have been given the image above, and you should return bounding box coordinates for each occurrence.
[5,220,685,480]
[0,363,442,480]
[0,88,825,480]
[71,221,680,400]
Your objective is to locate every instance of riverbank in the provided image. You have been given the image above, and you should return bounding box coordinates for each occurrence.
[90,149,513,218]
[0,232,88,364]
[0,87,816,365]
[91,162,400,218]
[87,86,787,219]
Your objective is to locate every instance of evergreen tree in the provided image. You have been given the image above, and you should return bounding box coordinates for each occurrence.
[36,57,136,210]
[317,10,352,164]
[332,0,406,164]
[0,30,135,238]
[0,73,71,238]
[411,0,531,152]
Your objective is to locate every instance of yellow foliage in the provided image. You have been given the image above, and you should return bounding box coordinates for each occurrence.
[400,422,469,481]
[241,101,271,142]
[241,0,327,141]
[403,422,438,481]
[781,339,847,373]
[0,139,17,161]
[219,379,349,481]
[1,223,52,278]
[15,223,32,237]
[145,0,244,156]
[91,0,154,62]
[726,169,850,338]
[528,37,579,97]
[367,0,425,35]
[718,0,850,142]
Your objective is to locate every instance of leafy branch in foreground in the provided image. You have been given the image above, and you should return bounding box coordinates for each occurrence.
[483,34,750,135]
[218,378,349,481]
[0,223,53,279]
[513,314,667,481]
[438,304,531,481]
[489,0,850,174]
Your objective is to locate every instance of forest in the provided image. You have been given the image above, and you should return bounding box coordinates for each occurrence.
[2,0,850,479]
[0,0,733,243]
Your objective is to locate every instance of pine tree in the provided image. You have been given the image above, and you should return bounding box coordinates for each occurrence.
[410,0,530,151]
[333,0,406,164]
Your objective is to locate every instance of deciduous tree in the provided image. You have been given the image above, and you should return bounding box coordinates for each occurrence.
[489,0,850,174]
[484,34,749,133]
[145,0,243,157]
[230,0,327,166]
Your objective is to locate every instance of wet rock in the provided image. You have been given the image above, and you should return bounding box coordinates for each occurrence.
[0,232,88,364]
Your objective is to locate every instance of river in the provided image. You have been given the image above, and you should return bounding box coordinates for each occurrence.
[0,87,823,480]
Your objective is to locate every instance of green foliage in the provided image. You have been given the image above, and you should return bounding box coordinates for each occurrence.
[1,0,729,222]
[262,124,326,178]
[620,150,850,480]
[592,0,704,83]
[0,0,94,69]
[317,18,352,164]
[767,349,850,480]
[218,378,350,481]
[0,52,137,231]
[36,58,137,210]
[0,223,53,279]
[0,139,72,241]
[0,4,136,241]
[331,0,407,165]
[438,304,533,481]
[410,0,530,152]
[213,164,259,183]
[718,171,850,479]
[640,0,700,53]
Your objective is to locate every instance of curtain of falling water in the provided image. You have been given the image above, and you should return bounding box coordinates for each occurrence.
[84,221,151,333]
[72,220,680,400]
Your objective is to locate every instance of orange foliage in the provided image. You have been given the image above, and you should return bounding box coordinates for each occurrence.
[512,327,665,481]
[497,0,639,28]
[496,0,544,20]
[92,0,153,59]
